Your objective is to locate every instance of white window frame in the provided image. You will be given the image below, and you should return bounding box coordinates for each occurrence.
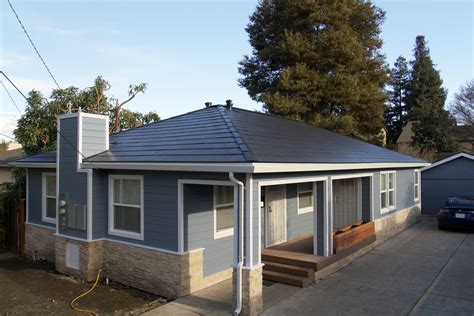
[213,185,235,239]
[108,175,144,240]
[297,182,314,214]
[414,170,420,202]
[380,171,396,214]
[42,172,57,224]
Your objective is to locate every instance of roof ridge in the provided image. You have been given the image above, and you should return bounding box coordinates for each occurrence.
[216,106,255,162]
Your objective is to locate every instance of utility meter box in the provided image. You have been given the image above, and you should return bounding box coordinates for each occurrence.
[67,203,86,230]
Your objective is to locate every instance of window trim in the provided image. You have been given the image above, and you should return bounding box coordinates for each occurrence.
[297,182,314,214]
[380,171,396,214]
[108,174,144,240]
[42,172,57,224]
[213,185,235,239]
[414,170,420,202]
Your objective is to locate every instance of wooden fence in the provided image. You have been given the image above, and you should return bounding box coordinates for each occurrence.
[3,198,25,254]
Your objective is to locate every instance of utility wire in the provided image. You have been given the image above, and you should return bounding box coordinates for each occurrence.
[7,0,61,89]
[0,133,16,141]
[1,79,22,114]
[1,70,93,163]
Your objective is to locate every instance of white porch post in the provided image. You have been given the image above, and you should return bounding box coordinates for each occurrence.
[326,177,333,256]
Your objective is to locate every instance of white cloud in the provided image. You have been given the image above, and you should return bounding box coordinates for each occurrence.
[3,77,55,95]
[0,52,34,68]
[39,25,82,37]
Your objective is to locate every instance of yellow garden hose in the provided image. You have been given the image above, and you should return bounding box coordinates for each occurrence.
[70,269,102,315]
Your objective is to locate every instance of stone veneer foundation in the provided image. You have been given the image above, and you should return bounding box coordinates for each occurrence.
[24,223,56,262]
[50,238,233,299]
[55,236,103,282]
[374,205,421,244]
[233,266,263,316]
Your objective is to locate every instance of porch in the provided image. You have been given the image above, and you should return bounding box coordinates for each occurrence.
[261,227,376,287]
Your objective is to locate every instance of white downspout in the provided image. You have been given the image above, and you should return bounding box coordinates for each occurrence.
[229,172,244,316]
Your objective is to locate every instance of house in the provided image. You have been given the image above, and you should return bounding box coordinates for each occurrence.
[13,104,428,315]
[0,142,23,186]
[421,152,474,215]
[397,121,474,156]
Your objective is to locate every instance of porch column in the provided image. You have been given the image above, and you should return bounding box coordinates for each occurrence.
[233,174,263,316]
[314,181,328,256]
[327,176,334,256]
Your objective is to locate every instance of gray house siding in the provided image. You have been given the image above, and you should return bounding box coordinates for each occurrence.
[91,170,236,254]
[184,184,233,276]
[27,168,56,228]
[422,157,474,215]
[81,117,108,158]
[58,117,88,239]
[285,184,314,240]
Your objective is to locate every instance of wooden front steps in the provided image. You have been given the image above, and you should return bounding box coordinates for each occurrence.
[262,233,376,288]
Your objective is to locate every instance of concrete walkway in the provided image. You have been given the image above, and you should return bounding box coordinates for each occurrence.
[264,217,474,316]
[145,217,473,315]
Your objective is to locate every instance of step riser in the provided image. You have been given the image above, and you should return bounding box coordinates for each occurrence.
[262,255,319,269]
[262,272,312,287]
[263,264,314,278]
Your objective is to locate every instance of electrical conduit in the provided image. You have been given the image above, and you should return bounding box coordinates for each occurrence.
[229,172,244,315]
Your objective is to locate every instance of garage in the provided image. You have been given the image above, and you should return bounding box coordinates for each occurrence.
[421,152,474,215]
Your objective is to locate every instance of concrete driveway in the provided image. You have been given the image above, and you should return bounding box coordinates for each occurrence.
[263,217,474,316]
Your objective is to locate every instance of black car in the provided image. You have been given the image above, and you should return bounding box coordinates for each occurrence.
[437,196,474,230]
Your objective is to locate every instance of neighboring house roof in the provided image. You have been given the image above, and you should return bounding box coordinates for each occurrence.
[0,148,24,167]
[421,151,474,172]
[14,105,426,168]
[397,121,474,144]
[14,150,56,167]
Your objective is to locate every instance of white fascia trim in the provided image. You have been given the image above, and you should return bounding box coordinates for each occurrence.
[252,162,429,173]
[10,162,56,168]
[421,152,474,172]
[82,162,254,173]
[81,161,429,173]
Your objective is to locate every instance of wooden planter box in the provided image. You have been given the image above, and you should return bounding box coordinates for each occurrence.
[333,221,375,254]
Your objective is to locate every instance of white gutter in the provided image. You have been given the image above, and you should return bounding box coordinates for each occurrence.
[229,172,244,316]
[80,161,429,174]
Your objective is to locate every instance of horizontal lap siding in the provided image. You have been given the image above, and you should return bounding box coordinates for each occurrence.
[286,184,313,240]
[184,184,233,277]
[81,117,107,158]
[58,118,87,239]
[421,157,474,215]
[27,168,56,228]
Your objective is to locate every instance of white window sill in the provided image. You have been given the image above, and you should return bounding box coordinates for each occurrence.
[109,228,144,241]
[214,228,234,239]
[42,216,57,224]
[297,207,313,214]
[380,206,396,214]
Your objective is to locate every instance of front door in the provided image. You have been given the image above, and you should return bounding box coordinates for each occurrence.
[265,185,287,247]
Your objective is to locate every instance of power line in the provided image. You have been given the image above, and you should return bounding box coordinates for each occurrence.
[7,0,61,89]
[0,70,93,163]
[0,133,16,141]
[0,79,22,114]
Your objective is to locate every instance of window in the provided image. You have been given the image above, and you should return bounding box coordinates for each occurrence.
[380,171,396,213]
[214,185,234,239]
[109,175,144,240]
[42,173,56,223]
[297,182,314,214]
[414,170,420,201]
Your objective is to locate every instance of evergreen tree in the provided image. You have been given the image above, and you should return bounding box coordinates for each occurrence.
[385,56,410,144]
[238,0,389,144]
[406,36,456,153]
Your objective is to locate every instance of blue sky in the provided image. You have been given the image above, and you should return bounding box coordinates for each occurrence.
[1,0,473,142]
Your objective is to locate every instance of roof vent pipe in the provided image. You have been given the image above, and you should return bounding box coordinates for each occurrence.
[225,99,233,109]
[205,102,212,108]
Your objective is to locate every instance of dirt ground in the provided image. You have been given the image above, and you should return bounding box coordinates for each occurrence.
[0,254,166,315]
